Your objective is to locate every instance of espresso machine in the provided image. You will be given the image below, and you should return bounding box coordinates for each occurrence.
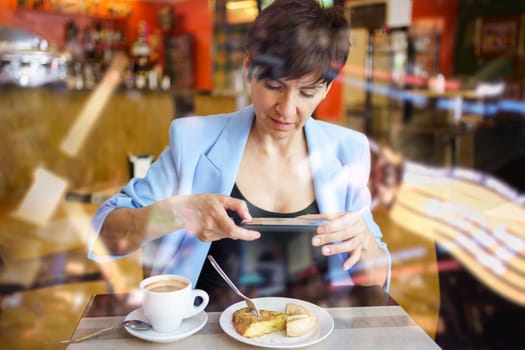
[0,26,69,87]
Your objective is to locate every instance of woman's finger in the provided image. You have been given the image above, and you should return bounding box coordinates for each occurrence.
[207,198,260,241]
[317,211,363,234]
[319,233,360,255]
[343,249,362,270]
[219,196,252,222]
[312,230,352,247]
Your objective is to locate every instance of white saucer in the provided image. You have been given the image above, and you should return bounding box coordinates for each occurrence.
[124,307,207,343]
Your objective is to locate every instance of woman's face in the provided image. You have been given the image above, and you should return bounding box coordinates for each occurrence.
[248,69,331,138]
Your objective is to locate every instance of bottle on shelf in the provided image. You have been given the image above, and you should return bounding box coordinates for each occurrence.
[127,21,166,90]
[130,21,151,74]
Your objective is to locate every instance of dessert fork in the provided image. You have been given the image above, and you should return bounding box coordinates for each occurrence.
[207,255,260,317]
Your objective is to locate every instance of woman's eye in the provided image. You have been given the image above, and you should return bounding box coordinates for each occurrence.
[300,90,316,98]
[264,81,282,90]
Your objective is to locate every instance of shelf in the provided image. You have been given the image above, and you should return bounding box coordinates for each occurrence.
[15,7,128,22]
[15,7,129,48]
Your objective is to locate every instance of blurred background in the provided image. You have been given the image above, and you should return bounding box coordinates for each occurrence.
[0,0,523,349]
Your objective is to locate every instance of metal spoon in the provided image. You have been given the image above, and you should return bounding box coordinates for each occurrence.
[61,319,152,344]
[207,255,260,317]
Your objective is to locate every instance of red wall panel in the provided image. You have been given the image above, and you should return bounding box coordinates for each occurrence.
[412,0,458,76]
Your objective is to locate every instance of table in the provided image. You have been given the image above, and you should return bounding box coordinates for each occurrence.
[65,286,440,349]
[405,88,493,165]
[408,88,492,124]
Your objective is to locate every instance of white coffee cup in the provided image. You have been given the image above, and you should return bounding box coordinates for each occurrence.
[140,274,209,333]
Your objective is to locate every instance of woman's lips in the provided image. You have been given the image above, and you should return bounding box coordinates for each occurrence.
[270,117,292,130]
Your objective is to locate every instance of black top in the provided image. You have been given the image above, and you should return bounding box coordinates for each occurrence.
[196,184,327,309]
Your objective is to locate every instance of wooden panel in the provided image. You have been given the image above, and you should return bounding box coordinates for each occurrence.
[193,92,238,115]
[0,88,174,206]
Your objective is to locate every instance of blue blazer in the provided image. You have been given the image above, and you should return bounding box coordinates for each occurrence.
[89,105,391,290]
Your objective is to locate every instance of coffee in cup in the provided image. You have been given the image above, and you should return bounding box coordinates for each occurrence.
[140,274,209,333]
[143,278,187,292]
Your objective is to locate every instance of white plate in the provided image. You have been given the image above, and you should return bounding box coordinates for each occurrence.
[124,307,207,343]
[219,297,334,349]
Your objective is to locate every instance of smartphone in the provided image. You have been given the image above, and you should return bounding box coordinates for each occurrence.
[240,217,324,233]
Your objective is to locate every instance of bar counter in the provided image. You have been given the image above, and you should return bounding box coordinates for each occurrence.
[1,86,174,205]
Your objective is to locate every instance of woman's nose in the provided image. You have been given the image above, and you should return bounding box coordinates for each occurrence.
[276,91,297,118]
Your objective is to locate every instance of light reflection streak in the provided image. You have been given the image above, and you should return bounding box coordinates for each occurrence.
[328,246,427,284]
[349,258,461,285]
[60,53,128,157]
[389,162,525,305]
[341,65,525,116]
[494,225,525,252]
[12,167,68,226]
[64,202,142,292]
[390,259,461,278]
[9,53,135,292]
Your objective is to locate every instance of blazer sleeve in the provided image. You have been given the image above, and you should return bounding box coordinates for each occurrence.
[87,119,184,262]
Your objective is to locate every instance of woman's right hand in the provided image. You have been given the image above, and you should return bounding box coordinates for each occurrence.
[97,194,260,257]
[171,194,261,242]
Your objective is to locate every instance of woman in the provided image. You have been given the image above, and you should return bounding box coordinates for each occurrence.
[89,0,391,298]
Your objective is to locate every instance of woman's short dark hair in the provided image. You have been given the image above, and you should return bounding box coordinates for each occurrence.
[246,0,350,84]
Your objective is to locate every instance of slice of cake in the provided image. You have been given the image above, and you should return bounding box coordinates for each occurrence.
[232,307,288,338]
[232,303,317,338]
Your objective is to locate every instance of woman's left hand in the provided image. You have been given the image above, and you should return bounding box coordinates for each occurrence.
[300,211,372,271]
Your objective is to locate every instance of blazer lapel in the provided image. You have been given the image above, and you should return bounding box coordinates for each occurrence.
[192,107,254,195]
[305,118,347,214]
